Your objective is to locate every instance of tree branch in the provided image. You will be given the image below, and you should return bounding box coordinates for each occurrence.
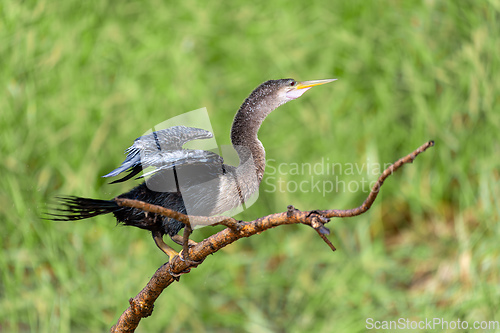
[110,140,434,332]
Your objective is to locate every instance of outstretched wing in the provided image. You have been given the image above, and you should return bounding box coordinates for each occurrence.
[103,125,223,183]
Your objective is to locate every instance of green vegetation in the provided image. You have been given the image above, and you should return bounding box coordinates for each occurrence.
[1,1,499,331]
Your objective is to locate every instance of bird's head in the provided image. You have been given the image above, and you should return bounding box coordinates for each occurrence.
[231,77,337,178]
[233,77,337,136]
[251,78,337,109]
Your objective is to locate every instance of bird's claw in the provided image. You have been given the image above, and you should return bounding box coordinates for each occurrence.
[179,250,204,266]
[167,265,190,279]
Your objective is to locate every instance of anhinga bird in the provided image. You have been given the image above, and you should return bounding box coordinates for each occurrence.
[50,78,336,261]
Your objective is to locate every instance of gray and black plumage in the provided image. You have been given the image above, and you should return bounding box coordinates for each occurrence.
[49,78,335,260]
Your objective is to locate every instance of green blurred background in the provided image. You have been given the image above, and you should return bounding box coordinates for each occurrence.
[1,1,499,332]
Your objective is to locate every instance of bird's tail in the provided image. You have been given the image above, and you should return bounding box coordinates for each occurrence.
[48,196,120,221]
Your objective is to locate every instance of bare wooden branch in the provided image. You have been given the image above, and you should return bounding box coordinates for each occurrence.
[110,140,434,333]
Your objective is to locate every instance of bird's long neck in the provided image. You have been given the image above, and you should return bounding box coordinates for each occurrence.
[230,92,285,183]
[231,111,265,183]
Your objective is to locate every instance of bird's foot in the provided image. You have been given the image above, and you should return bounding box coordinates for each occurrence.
[166,250,203,278]
[178,249,204,267]
[167,262,191,278]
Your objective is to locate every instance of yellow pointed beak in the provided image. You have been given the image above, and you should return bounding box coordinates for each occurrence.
[295,79,337,90]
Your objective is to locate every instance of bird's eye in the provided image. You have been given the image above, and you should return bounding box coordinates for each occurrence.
[290,81,295,86]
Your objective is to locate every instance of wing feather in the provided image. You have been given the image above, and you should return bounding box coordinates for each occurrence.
[103,126,223,183]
